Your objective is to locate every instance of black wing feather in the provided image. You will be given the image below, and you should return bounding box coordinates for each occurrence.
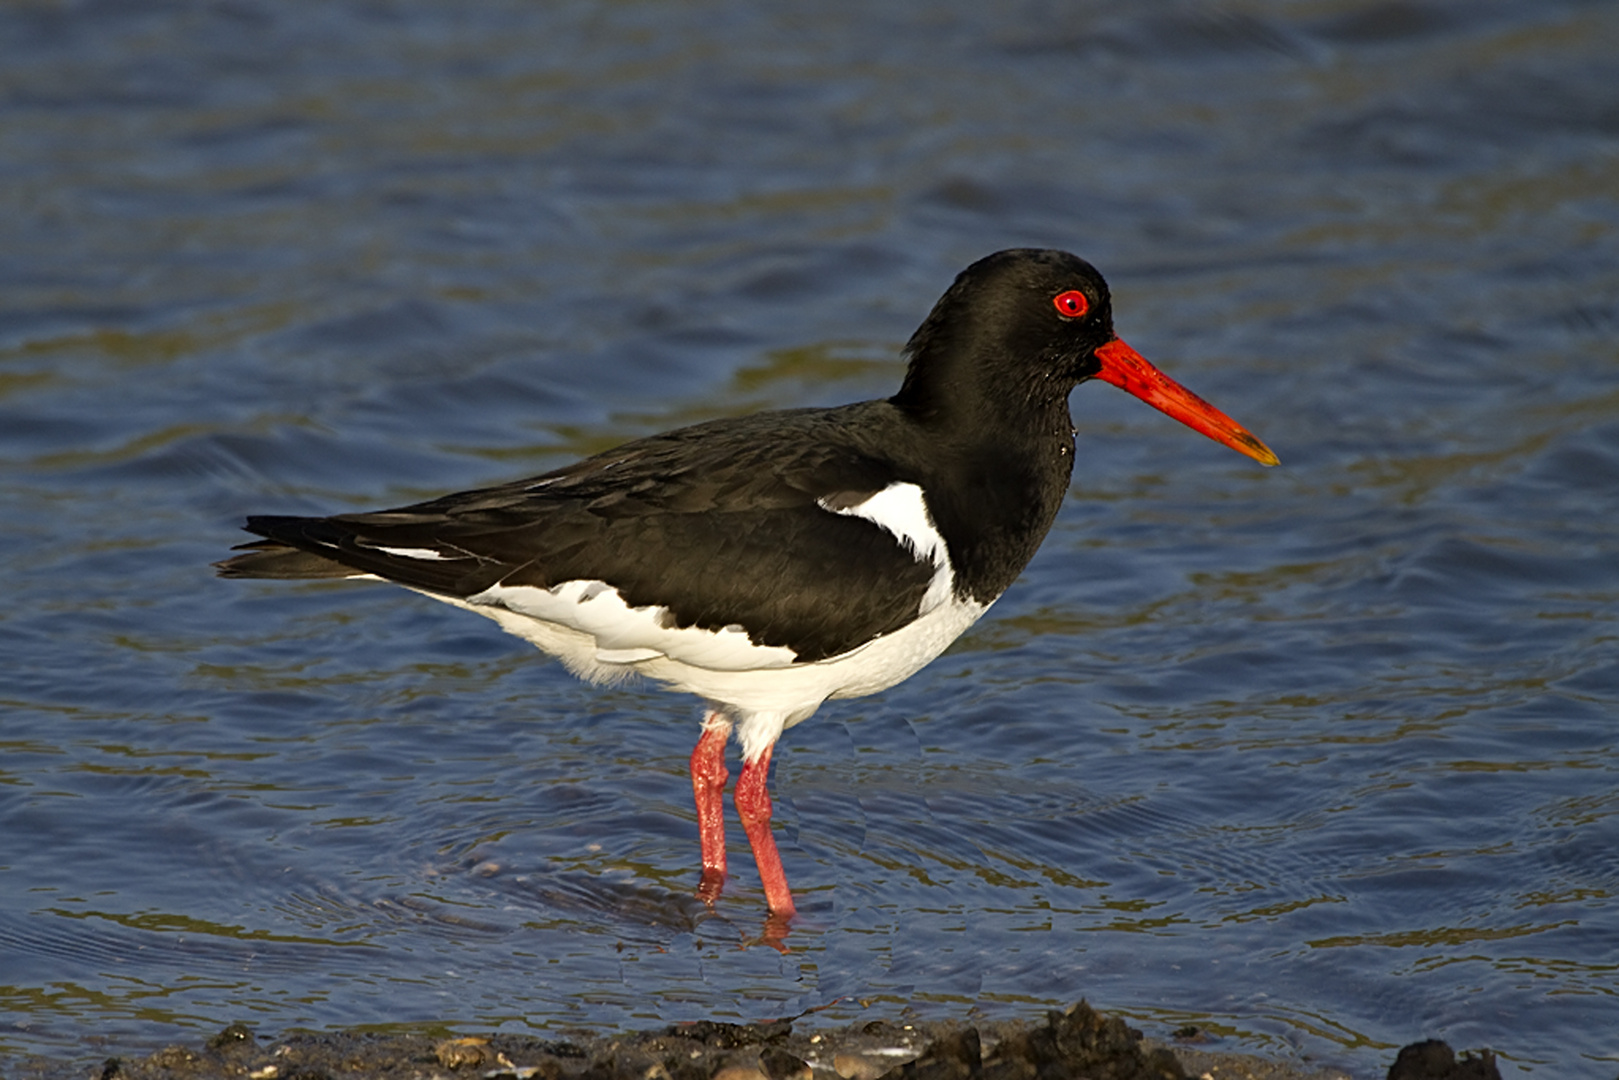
[217,403,939,661]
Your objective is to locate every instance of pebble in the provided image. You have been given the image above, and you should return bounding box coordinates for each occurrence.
[711,1066,768,1080]
[832,1054,891,1080]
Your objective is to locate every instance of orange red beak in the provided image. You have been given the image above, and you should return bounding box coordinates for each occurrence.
[1093,338,1279,466]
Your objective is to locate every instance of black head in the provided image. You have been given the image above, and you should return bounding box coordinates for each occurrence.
[891,249,1119,425]
[890,248,1279,466]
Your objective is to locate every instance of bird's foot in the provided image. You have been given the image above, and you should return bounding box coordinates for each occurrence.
[696,866,727,905]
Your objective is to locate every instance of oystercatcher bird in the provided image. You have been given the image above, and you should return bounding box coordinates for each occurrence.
[217,248,1277,920]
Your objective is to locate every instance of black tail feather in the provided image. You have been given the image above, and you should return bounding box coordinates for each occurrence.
[214,539,359,580]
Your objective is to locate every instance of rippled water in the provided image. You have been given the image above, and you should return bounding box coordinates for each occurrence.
[3,1,1617,1075]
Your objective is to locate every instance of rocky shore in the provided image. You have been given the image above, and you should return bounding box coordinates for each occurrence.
[3,1002,1502,1080]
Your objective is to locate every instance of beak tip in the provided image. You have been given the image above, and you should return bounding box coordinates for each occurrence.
[1228,430,1280,466]
[1245,440,1281,467]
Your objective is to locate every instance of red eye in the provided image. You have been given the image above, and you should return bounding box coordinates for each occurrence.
[1053,290,1089,319]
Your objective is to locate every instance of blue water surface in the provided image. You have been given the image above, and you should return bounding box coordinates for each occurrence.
[2,2,1617,1075]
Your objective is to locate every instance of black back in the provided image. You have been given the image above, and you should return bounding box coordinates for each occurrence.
[220,249,1127,662]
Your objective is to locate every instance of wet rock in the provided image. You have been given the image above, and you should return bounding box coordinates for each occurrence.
[878,1027,981,1080]
[206,1025,256,1052]
[486,1062,565,1080]
[5,1000,1508,1080]
[669,1021,793,1049]
[1386,1041,1501,1080]
[436,1036,495,1069]
[835,1053,895,1080]
[709,1066,768,1080]
[759,1048,811,1080]
[146,1045,200,1070]
[1153,1042,1350,1080]
[980,1000,1184,1080]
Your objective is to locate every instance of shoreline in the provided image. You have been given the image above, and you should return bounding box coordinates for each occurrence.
[1,1001,1501,1080]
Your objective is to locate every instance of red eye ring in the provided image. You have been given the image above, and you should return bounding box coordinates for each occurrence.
[1053,289,1089,319]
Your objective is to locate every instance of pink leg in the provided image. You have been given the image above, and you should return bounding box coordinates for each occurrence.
[690,713,731,902]
[734,744,797,918]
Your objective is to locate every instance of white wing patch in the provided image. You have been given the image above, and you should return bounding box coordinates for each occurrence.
[467,578,798,673]
[371,546,453,561]
[819,481,956,613]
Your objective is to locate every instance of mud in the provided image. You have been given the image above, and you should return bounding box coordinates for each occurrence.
[2,1002,1503,1080]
